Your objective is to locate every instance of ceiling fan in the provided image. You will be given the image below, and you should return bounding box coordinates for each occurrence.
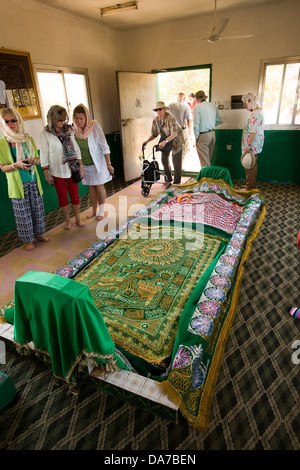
[203,0,253,43]
[203,1,229,43]
[169,0,253,44]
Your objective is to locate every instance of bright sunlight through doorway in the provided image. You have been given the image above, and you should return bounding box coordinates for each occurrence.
[156,66,211,173]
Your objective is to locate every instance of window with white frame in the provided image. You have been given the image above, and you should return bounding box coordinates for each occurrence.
[259,57,300,127]
[36,67,92,124]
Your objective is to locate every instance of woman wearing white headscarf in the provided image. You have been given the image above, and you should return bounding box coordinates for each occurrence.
[241,93,264,191]
[73,104,113,221]
[0,108,49,251]
[40,105,85,230]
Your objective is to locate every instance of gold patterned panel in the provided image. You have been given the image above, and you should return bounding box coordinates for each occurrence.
[76,223,224,363]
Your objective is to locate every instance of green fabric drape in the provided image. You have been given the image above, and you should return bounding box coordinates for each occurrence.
[12,271,127,382]
[0,371,17,411]
[197,166,233,187]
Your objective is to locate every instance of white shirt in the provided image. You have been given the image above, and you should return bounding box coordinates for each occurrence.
[39,129,81,178]
[86,123,110,174]
[168,99,192,128]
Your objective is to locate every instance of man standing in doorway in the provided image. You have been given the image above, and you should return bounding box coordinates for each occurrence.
[168,93,192,170]
[193,90,222,168]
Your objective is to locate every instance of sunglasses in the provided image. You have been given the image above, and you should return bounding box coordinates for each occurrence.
[155,108,163,111]
[4,119,17,124]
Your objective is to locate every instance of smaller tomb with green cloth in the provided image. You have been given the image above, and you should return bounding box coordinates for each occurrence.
[6,271,128,383]
[197,165,233,187]
[0,371,17,411]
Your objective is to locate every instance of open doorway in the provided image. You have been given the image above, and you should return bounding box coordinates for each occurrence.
[155,65,212,174]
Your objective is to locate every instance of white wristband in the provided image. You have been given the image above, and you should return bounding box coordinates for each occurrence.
[11,163,16,170]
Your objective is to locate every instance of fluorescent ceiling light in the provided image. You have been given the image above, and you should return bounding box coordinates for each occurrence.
[100,1,138,17]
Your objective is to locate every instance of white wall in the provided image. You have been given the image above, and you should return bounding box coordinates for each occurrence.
[0,0,299,143]
[117,0,300,129]
[0,0,124,143]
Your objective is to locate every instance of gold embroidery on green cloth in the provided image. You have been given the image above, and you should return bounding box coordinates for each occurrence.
[76,223,224,363]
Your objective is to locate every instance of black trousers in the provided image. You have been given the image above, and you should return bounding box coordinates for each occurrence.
[159,137,182,184]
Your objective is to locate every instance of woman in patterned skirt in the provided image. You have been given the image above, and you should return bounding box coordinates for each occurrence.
[0,108,49,251]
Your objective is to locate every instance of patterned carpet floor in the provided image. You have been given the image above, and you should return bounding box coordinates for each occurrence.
[0,178,299,450]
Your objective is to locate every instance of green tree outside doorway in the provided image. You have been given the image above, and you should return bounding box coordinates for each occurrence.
[156,66,211,105]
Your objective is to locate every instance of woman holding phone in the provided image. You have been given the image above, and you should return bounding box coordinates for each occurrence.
[0,108,49,251]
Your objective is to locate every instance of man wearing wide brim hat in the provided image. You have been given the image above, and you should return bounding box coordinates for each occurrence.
[193,90,222,168]
[142,101,184,186]
[152,101,169,111]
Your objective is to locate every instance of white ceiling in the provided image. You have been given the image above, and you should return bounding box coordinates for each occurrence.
[33,0,283,30]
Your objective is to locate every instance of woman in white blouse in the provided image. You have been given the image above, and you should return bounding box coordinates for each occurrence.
[40,105,85,230]
[73,104,114,221]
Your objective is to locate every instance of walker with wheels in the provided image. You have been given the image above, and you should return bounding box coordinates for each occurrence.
[139,144,168,197]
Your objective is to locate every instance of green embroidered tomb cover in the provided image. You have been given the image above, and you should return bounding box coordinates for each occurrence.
[76,221,227,365]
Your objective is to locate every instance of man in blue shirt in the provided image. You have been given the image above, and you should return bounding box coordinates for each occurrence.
[193,90,222,168]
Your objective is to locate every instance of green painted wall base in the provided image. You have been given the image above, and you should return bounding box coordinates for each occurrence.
[213,129,300,185]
